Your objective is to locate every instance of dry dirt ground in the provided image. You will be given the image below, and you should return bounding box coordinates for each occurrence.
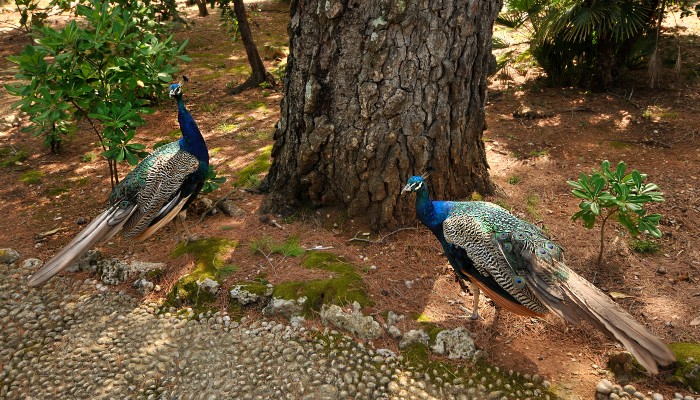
[1,2,699,399]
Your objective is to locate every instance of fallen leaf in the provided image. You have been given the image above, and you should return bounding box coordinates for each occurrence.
[691,316,700,326]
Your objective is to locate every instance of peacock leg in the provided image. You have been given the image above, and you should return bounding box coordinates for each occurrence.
[457,277,480,320]
[468,282,480,320]
[178,210,194,243]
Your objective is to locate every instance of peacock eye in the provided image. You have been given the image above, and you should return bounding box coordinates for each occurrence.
[503,242,513,252]
[120,200,129,209]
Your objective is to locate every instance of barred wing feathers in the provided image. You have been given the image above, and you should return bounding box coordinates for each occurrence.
[442,202,674,374]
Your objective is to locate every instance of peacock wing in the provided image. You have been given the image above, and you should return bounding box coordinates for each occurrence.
[116,144,199,238]
[442,209,548,316]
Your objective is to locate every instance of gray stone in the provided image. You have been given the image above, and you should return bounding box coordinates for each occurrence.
[596,379,613,395]
[623,385,637,395]
[198,278,220,295]
[0,248,20,264]
[229,285,273,305]
[262,297,305,318]
[652,393,664,400]
[387,311,404,326]
[319,302,383,339]
[387,325,402,339]
[22,258,42,269]
[133,279,155,295]
[430,327,476,359]
[218,200,246,217]
[399,329,429,349]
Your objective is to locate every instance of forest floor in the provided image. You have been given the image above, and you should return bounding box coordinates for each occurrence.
[1,2,699,399]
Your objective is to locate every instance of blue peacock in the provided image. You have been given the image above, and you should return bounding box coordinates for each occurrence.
[403,175,675,374]
[28,83,209,287]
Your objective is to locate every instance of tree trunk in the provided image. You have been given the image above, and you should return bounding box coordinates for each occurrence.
[262,0,499,229]
[194,0,208,17]
[228,0,274,94]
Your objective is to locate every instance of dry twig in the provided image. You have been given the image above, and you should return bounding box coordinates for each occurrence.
[347,227,419,244]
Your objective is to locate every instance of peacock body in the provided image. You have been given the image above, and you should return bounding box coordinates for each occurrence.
[29,83,208,287]
[403,175,675,374]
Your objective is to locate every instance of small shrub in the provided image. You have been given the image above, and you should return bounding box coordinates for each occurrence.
[567,160,664,264]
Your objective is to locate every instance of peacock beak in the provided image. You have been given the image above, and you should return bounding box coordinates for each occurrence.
[401,183,412,194]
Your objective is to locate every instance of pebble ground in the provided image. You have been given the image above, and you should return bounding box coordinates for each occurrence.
[0,257,689,400]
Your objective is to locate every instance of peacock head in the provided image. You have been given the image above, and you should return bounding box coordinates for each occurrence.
[402,176,426,194]
[169,83,183,99]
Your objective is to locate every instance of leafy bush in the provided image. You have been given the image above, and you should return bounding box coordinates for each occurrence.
[6,0,189,186]
[567,160,664,264]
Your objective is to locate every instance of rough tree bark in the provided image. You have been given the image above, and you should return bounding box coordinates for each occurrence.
[193,0,208,17]
[228,0,275,94]
[262,0,500,229]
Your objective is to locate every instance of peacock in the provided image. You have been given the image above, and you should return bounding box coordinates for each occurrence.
[402,175,675,374]
[28,83,209,287]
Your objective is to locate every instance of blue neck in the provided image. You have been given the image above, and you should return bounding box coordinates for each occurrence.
[414,186,452,234]
[175,97,209,165]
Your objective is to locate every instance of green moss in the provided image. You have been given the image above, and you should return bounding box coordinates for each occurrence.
[153,139,171,150]
[233,145,272,188]
[20,170,43,184]
[526,193,542,220]
[529,149,549,157]
[608,140,631,149]
[402,342,431,364]
[81,151,97,163]
[419,322,444,344]
[668,342,700,391]
[46,187,69,197]
[415,313,431,323]
[168,129,182,139]
[244,100,267,110]
[250,236,304,257]
[229,64,252,76]
[217,264,238,279]
[0,148,28,167]
[233,281,270,296]
[630,239,661,254]
[507,175,521,185]
[163,238,237,313]
[271,251,370,317]
[470,192,483,201]
[76,176,90,186]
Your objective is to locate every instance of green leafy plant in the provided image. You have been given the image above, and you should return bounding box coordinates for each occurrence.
[201,165,227,194]
[567,160,664,264]
[5,0,188,187]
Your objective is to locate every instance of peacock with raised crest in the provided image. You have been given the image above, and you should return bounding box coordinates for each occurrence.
[402,175,675,374]
[28,82,209,287]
